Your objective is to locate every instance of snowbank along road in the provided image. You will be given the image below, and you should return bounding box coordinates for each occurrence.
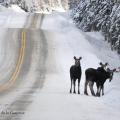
[0,10,120,120]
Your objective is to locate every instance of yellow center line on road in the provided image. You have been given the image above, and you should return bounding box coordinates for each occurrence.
[0,31,26,91]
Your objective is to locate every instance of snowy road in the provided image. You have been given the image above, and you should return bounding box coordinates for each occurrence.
[0,13,47,120]
[0,12,120,120]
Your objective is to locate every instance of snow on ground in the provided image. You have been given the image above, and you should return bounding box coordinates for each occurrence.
[22,12,120,120]
[0,29,6,64]
[8,5,26,13]
[0,5,27,28]
[0,5,6,12]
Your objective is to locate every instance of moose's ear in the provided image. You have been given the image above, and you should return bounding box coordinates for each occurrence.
[74,56,76,60]
[79,57,82,60]
[99,62,103,66]
[105,62,108,66]
[113,69,116,72]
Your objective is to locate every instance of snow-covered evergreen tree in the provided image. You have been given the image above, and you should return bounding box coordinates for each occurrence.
[2,0,69,12]
[68,0,80,9]
[71,0,120,54]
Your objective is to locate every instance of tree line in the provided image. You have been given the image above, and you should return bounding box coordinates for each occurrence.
[70,0,120,54]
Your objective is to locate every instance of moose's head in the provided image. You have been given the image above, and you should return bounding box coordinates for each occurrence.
[106,68,116,82]
[99,62,108,70]
[74,56,82,67]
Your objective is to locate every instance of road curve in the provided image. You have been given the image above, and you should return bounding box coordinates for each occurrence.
[0,14,47,120]
[0,31,26,91]
[24,13,44,29]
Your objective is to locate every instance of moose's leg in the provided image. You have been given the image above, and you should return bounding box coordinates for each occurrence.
[78,79,80,94]
[89,81,95,96]
[98,86,102,97]
[96,85,102,97]
[102,85,104,96]
[96,83,99,96]
[84,80,89,95]
[70,78,72,93]
[73,79,76,94]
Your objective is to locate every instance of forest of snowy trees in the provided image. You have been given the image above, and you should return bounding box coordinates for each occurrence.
[1,0,68,12]
[71,0,120,54]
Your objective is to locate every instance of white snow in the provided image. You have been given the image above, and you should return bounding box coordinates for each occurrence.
[8,5,26,13]
[0,5,6,12]
[22,12,120,120]
[0,4,27,28]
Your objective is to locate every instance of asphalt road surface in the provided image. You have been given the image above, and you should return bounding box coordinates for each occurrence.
[0,13,48,120]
